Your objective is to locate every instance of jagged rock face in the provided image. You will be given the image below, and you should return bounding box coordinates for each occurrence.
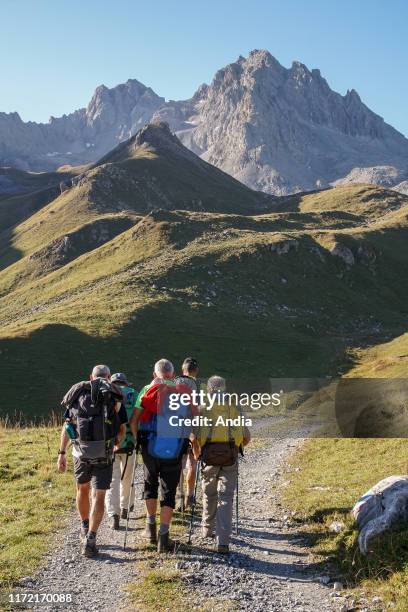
[1,50,408,194]
[0,80,164,170]
[393,180,408,195]
[154,50,408,194]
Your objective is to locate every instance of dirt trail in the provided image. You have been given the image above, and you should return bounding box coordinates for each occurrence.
[183,438,341,611]
[17,435,349,611]
[25,501,142,611]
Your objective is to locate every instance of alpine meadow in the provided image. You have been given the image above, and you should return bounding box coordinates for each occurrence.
[1,122,408,416]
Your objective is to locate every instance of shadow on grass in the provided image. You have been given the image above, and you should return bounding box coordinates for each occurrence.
[300,507,352,523]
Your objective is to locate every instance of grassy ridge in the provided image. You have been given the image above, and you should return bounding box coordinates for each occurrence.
[348,332,408,378]
[1,185,408,416]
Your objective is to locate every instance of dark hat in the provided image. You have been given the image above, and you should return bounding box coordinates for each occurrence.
[111,372,129,386]
[182,357,199,372]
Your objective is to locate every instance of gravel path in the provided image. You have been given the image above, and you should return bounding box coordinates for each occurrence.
[15,435,352,611]
[165,438,345,611]
[23,498,142,611]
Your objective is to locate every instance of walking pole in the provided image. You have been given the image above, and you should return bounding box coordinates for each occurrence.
[187,459,201,545]
[123,448,138,550]
[179,466,185,520]
[235,458,239,535]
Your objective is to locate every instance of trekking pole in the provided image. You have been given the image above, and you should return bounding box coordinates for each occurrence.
[179,466,185,521]
[187,459,201,545]
[235,458,239,535]
[123,449,138,550]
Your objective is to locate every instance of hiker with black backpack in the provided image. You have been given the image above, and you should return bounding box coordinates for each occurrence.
[136,358,193,552]
[105,372,140,530]
[175,357,200,510]
[193,375,251,554]
[57,364,128,558]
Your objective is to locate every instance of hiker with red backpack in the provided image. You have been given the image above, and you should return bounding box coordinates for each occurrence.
[105,372,140,530]
[136,358,193,552]
[193,375,251,554]
[57,365,127,557]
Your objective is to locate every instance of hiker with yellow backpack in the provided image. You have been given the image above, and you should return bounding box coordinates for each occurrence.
[105,373,140,530]
[193,375,251,554]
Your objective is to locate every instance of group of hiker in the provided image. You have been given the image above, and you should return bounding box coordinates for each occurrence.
[57,358,251,558]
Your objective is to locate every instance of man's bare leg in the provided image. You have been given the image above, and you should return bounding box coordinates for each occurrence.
[89,489,107,533]
[77,482,90,521]
[160,505,173,529]
[82,489,107,557]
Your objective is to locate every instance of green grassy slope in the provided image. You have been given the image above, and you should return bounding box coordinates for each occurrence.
[346,332,408,378]
[0,123,407,416]
[0,426,74,589]
[284,438,408,610]
[0,166,81,230]
[0,184,407,416]
[0,122,272,273]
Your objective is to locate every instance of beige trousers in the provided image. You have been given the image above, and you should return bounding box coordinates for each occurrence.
[105,452,136,516]
[201,462,238,545]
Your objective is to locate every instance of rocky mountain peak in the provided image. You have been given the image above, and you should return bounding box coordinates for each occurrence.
[154,50,408,195]
[0,50,407,195]
[345,88,362,102]
[133,121,176,149]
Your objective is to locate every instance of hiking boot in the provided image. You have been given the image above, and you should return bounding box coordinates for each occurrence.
[121,505,134,519]
[82,537,98,558]
[157,531,175,553]
[144,522,157,544]
[110,514,120,530]
[216,544,230,555]
[201,527,215,539]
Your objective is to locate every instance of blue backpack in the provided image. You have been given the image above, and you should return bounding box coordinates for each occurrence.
[145,391,191,460]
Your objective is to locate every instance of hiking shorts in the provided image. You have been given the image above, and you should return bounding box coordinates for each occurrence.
[73,457,113,490]
[141,447,182,508]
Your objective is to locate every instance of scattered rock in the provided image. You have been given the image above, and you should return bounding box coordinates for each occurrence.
[330,243,355,266]
[271,239,299,255]
[329,520,345,533]
[353,476,408,554]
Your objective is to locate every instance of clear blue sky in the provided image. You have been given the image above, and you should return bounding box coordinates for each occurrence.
[1,0,407,135]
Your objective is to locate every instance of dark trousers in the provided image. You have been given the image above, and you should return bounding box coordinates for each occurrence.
[141,446,182,509]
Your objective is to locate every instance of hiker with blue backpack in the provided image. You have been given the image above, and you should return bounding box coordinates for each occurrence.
[105,372,140,530]
[136,358,193,552]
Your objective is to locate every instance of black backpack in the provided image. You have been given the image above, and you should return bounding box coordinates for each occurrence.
[63,378,120,463]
